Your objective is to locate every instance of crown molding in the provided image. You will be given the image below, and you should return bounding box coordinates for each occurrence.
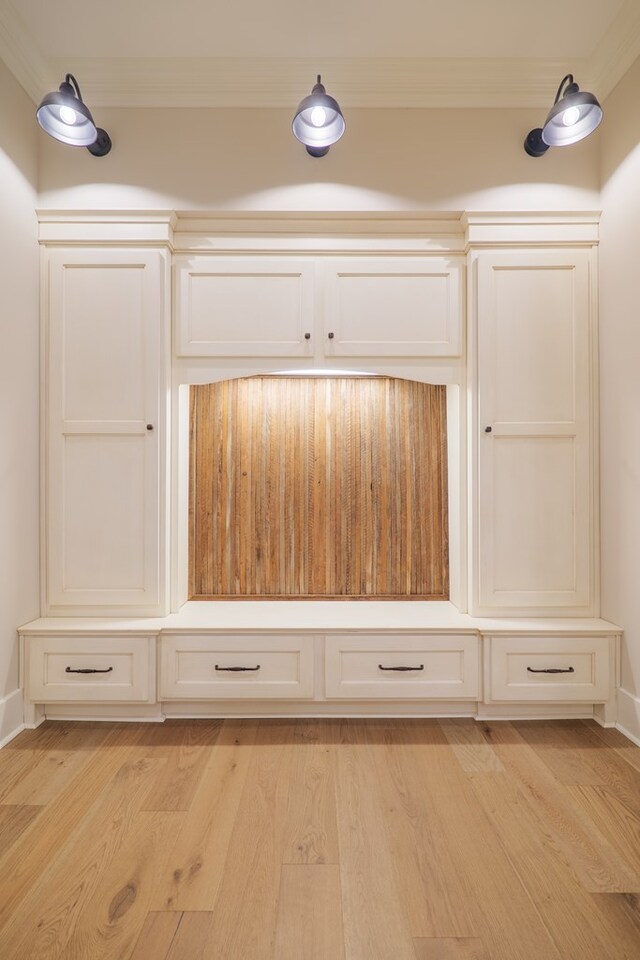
[34,209,601,251]
[0,0,51,102]
[589,0,640,99]
[2,0,639,110]
[46,56,581,109]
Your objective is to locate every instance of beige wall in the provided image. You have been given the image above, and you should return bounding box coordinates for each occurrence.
[0,59,40,738]
[37,105,600,211]
[599,56,640,738]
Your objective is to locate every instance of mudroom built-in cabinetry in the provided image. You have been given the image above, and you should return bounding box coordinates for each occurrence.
[20,211,620,727]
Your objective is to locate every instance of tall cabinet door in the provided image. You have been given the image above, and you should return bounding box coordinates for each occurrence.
[45,248,167,614]
[474,248,596,615]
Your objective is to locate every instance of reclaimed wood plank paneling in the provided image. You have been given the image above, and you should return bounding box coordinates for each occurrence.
[189,376,449,599]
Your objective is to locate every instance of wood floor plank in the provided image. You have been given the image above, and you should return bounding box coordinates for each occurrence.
[514,720,604,786]
[469,764,640,959]
[199,720,295,960]
[55,811,184,960]
[151,720,257,911]
[0,804,41,854]
[479,721,639,893]
[0,757,167,959]
[567,785,640,876]
[0,722,102,803]
[364,721,475,939]
[581,722,640,774]
[0,723,155,933]
[273,864,345,960]
[527,721,640,821]
[128,911,183,960]
[438,719,505,774]
[140,720,223,811]
[413,939,488,960]
[281,720,340,865]
[1,723,114,806]
[589,894,640,957]
[401,722,563,960]
[165,911,214,960]
[335,721,418,960]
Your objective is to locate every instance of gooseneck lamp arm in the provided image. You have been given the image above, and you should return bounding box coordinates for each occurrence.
[552,74,576,106]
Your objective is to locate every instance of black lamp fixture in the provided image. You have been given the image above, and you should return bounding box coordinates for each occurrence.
[292,75,345,157]
[524,73,603,157]
[36,73,112,157]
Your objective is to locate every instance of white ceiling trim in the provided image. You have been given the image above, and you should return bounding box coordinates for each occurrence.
[46,56,588,109]
[589,0,640,97]
[1,2,639,109]
[0,0,50,102]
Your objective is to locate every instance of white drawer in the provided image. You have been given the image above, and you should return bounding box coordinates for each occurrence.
[160,634,315,699]
[324,634,479,699]
[26,635,156,703]
[486,635,611,702]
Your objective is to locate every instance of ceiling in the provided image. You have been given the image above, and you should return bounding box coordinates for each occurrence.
[1,0,639,108]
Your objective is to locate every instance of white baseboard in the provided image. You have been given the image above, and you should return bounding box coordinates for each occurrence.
[0,688,25,748]
[44,703,165,722]
[616,687,640,746]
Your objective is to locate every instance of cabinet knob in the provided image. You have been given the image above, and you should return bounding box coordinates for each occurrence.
[484,426,492,433]
[146,424,154,431]
[328,331,335,340]
[304,332,311,340]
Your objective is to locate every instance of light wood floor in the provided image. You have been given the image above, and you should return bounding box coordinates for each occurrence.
[1,719,639,960]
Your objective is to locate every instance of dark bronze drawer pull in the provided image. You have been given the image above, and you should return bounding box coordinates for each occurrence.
[526,666,575,675]
[378,664,425,672]
[215,664,261,672]
[65,666,114,674]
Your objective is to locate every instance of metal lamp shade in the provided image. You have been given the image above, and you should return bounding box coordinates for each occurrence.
[292,78,345,156]
[542,90,603,147]
[36,82,98,147]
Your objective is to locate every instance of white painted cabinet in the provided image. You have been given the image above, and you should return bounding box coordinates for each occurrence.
[324,633,479,699]
[174,256,316,357]
[44,248,168,615]
[26,634,157,703]
[160,634,315,699]
[485,635,611,703]
[174,255,463,359]
[473,248,596,615]
[323,257,463,357]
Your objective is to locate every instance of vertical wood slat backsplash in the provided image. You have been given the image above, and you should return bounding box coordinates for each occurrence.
[189,377,449,599]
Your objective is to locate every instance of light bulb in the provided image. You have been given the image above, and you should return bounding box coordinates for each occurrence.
[562,105,580,126]
[310,106,327,127]
[59,105,78,125]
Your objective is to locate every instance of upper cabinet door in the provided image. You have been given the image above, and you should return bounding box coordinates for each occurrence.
[45,248,167,614]
[323,257,463,357]
[473,248,595,615]
[174,256,316,357]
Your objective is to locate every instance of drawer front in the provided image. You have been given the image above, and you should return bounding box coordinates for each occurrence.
[27,635,155,703]
[325,634,479,699]
[487,635,610,702]
[160,634,315,699]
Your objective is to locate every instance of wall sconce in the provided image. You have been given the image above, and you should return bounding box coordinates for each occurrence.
[36,73,112,157]
[524,74,602,157]
[292,75,345,157]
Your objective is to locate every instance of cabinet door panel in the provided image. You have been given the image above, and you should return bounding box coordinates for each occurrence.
[324,257,463,357]
[46,249,166,613]
[490,265,578,424]
[475,249,594,613]
[58,435,147,594]
[489,437,586,601]
[61,264,146,421]
[175,256,315,356]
